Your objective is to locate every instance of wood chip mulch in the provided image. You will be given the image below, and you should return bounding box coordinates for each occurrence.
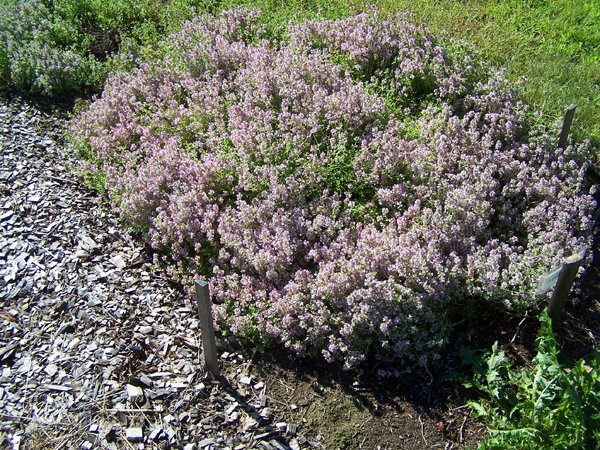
[0,97,305,450]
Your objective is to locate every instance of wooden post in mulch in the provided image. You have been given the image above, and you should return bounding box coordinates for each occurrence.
[195,280,220,376]
[537,247,587,331]
[558,103,576,149]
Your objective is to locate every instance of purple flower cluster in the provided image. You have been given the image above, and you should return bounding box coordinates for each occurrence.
[73,9,595,368]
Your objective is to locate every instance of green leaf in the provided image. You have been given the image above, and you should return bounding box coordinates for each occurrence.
[462,309,600,449]
[468,401,489,418]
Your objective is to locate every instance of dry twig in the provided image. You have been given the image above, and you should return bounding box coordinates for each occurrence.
[459,415,468,444]
[508,312,529,346]
[418,413,427,445]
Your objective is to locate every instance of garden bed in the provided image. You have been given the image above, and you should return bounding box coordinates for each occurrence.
[1,4,598,448]
[73,8,595,369]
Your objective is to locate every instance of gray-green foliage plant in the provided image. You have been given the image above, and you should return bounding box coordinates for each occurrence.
[1,0,99,95]
[0,0,219,96]
[461,310,600,449]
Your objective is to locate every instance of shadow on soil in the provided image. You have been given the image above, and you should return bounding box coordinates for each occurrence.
[221,227,599,450]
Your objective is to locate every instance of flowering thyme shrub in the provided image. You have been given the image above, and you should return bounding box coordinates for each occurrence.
[0,0,210,95]
[73,9,595,368]
[0,0,101,95]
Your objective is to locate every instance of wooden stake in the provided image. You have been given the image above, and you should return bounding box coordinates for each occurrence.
[547,252,584,329]
[195,280,219,376]
[557,103,576,150]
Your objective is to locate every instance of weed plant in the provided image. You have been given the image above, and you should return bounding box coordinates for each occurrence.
[461,310,600,449]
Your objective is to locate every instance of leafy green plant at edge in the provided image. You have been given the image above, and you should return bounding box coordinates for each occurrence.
[460,309,600,449]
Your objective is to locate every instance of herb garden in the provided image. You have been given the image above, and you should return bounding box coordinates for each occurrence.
[1,2,598,448]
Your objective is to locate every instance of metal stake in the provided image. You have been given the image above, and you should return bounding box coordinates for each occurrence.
[558,103,576,150]
[547,252,585,330]
[195,280,219,376]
